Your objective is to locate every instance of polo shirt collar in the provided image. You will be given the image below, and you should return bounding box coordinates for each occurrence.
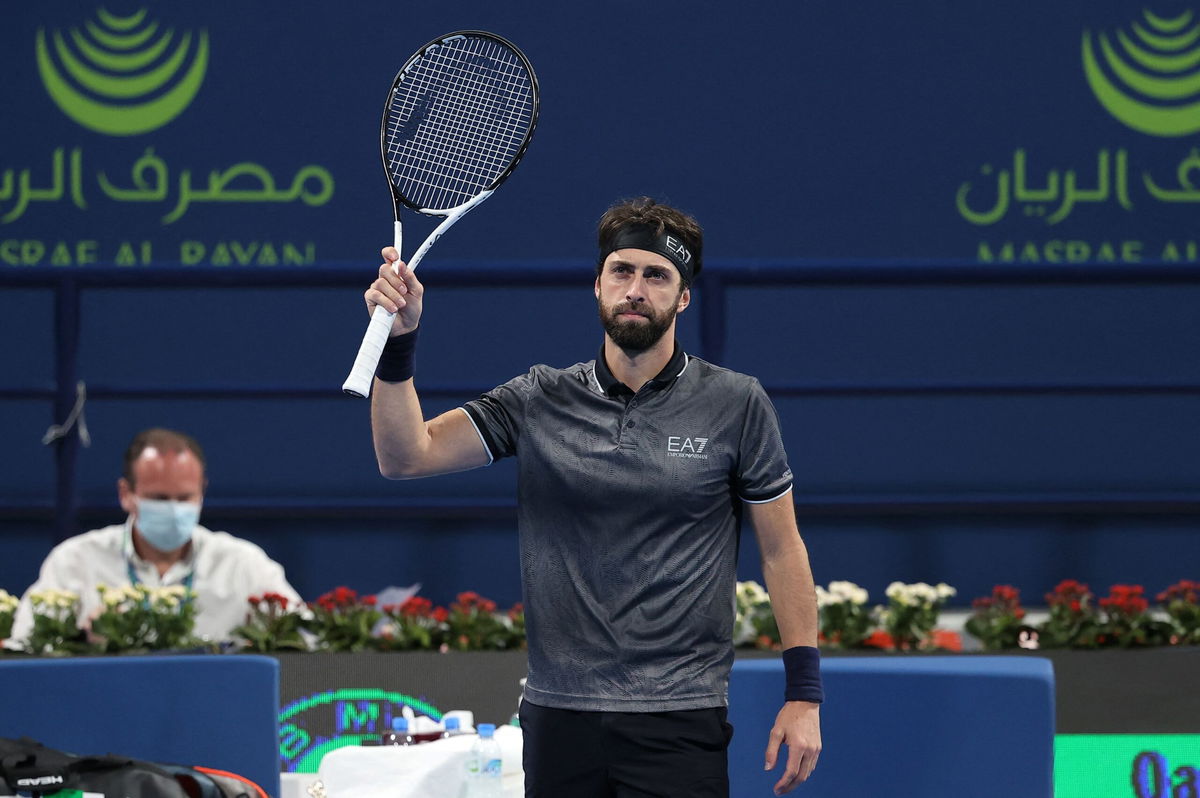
[594,341,688,397]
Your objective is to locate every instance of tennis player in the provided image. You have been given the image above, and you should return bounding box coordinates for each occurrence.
[363,197,822,796]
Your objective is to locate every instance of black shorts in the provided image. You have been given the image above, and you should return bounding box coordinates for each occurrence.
[518,700,733,798]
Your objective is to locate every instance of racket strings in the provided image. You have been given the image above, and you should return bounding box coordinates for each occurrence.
[385,36,535,211]
[393,51,531,204]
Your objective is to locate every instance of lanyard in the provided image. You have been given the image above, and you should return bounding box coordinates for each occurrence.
[126,559,195,596]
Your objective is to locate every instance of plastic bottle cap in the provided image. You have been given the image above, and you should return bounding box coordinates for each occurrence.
[445,717,460,730]
[392,717,409,731]
[478,723,496,738]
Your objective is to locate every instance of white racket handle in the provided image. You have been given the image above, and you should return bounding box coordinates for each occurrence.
[341,191,492,398]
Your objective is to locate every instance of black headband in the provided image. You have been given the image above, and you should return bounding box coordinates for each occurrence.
[603,225,697,285]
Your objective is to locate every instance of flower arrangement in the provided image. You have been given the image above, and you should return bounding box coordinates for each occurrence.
[305,586,382,652]
[1095,585,1174,648]
[734,579,960,651]
[24,589,89,656]
[6,576,1198,656]
[233,592,308,653]
[443,591,524,651]
[964,585,1028,651]
[0,589,17,641]
[378,596,446,651]
[297,587,526,653]
[1034,579,1100,648]
[1158,580,1200,645]
[880,582,957,651]
[733,580,780,649]
[89,584,199,653]
[816,581,875,649]
[961,580,1194,650]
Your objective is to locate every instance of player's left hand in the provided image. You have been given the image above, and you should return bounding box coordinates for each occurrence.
[764,700,821,795]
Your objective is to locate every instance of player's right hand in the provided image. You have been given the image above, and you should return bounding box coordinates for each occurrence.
[365,246,424,336]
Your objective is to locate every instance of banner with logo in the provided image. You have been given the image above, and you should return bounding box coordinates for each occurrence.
[5,2,1200,267]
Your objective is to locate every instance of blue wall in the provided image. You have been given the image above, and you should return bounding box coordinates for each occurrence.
[2,263,1198,609]
[3,1,1200,610]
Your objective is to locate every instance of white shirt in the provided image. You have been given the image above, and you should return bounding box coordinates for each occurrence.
[9,520,303,645]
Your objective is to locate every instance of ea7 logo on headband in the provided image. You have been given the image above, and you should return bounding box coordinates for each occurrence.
[665,236,692,264]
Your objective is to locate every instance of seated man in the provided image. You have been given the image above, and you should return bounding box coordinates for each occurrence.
[10,427,302,645]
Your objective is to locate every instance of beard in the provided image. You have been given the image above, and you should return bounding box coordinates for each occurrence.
[597,297,678,352]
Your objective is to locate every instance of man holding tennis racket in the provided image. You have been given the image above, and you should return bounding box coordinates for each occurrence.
[363,197,821,796]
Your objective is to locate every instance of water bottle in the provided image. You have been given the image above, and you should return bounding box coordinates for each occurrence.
[441,716,466,738]
[381,716,414,746]
[466,723,502,797]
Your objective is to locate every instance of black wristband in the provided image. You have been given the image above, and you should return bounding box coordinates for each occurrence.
[782,645,824,703]
[375,327,419,383]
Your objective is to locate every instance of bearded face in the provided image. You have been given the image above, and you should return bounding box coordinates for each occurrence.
[597,295,679,352]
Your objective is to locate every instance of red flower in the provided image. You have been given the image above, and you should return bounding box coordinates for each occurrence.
[993,585,1020,602]
[1100,584,1148,615]
[432,607,449,623]
[262,592,289,609]
[362,595,378,607]
[1046,580,1091,612]
[931,629,963,652]
[863,630,894,650]
[1157,580,1199,604]
[400,596,433,617]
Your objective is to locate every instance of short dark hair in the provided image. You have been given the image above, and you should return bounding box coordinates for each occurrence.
[596,197,704,283]
[122,428,207,486]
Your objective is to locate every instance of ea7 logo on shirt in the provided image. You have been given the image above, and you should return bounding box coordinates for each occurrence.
[667,436,709,459]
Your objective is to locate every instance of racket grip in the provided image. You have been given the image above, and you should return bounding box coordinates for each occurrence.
[342,304,397,398]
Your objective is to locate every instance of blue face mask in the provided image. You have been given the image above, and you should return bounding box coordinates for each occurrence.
[135,498,200,552]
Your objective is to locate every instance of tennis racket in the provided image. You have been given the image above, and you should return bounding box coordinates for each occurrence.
[342,30,540,397]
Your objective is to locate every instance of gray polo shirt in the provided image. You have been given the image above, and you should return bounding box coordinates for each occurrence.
[462,343,793,712]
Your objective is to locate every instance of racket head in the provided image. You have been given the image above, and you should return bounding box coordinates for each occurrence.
[381,30,540,215]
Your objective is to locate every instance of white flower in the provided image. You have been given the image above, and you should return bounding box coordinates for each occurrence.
[885,581,956,608]
[99,586,126,608]
[737,581,769,605]
[0,590,18,613]
[828,581,869,605]
[815,585,834,608]
[30,589,80,611]
[911,583,938,603]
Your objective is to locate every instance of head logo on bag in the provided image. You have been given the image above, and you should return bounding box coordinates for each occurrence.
[14,774,65,787]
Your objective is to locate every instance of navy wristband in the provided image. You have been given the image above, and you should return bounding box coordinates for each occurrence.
[375,327,418,383]
[782,645,824,703]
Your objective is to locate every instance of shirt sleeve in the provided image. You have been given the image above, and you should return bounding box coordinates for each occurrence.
[461,369,538,462]
[736,378,794,503]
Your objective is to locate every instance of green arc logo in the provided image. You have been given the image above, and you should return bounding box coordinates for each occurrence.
[37,7,208,136]
[1083,8,1200,136]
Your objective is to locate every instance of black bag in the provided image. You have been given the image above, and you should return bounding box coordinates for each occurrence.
[0,737,265,798]
[0,736,187,797]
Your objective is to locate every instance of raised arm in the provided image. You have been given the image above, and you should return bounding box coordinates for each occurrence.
[746,493,822,795]
[366,247,491,479]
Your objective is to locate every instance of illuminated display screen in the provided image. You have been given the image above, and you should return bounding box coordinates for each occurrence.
[275,652,528,773]
[1055,736,1200,798]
